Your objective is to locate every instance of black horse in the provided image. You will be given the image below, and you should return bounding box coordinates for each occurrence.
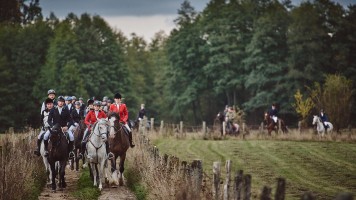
[47,124,69,192]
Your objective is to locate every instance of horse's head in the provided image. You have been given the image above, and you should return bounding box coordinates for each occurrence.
[94,119,109,141]
[264,112,269,122]
[216,111,225,122]
[108,112,121,139]
[312,115,319,125]
[49,124,62,143]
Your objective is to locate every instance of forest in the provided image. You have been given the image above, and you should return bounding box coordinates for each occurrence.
[0,0,355,131]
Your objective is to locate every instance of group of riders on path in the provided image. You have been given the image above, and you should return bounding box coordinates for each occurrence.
[34,89,142,160]
[219,103,331,134]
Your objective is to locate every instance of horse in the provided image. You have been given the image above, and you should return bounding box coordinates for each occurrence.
[85,118,109,191]
[312,115,333,136]
[108,112,130,187]
[216,111,239,136]
[40,137,53,186]
[72,120,86,171]
[264,113,288,135]
[47,124,69,192]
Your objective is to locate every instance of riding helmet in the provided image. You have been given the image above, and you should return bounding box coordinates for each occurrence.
[58,96,65,102]
[65,96,72,101]
[93,101,101,106]
[45,98,54,105]
[114,92,122,99]
[72,96,77,100]
[75,101,81,105]
[87,99,94,105]
[47,89,56,95]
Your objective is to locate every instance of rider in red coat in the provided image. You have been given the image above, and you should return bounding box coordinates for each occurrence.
[79,101,108,159]
[109,92,135,148]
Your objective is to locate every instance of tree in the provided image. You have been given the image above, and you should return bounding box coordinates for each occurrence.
[292,89,314,127]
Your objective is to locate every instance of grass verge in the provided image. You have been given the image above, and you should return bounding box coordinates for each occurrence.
[72,168,101,200]
[125,167,148,200]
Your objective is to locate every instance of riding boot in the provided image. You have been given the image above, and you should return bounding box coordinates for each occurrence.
[106,141,114,160]
[44,140,49,157]
[79,142,86,159]
[68,141,75,159]
[128,131,135,148]
[34,139,42,156]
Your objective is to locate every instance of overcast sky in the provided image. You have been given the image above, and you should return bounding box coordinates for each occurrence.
[40,0,355,41]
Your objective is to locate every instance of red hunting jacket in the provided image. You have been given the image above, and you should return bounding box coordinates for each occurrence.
[85,110,107,128]
[109,103,128,124]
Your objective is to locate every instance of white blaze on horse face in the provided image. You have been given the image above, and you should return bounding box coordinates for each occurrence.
[312,115,318,125]
[109,117,117,139]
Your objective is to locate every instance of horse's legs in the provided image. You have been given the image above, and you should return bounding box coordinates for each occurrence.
[119,154,126,186]
[50,162,56,192]
[92,163,97,186]
[98,158,106,191]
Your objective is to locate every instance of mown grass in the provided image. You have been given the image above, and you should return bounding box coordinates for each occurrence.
[153,136,356,199]
[72,168,101,200]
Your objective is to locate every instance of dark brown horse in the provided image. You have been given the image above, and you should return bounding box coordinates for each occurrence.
[108,112,130,186]
[48,124,69,192]
[72,120,86,171]
[264,113,288,135]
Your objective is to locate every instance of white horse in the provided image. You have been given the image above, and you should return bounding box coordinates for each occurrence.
[312,115,333,136]
[40,139,52,185]
[85,119,109,191]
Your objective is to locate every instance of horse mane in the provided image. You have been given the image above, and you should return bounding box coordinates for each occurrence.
[108,112,120,121]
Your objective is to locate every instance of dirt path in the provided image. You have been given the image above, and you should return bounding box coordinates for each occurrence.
[38,163,136,200]
[99,184,136,200]
[38,165,80,200]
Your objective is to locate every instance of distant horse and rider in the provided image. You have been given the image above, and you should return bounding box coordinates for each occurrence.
[264,103,288,135]
[312,109,333,136]
[216,106,240,136]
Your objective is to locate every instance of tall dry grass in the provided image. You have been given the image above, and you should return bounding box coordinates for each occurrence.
[0,129,47,200]
[127,133,212,200]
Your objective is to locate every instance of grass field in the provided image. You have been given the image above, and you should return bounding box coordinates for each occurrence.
[153,136,356,199]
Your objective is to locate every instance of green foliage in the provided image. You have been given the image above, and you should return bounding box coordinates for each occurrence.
[72,169,101,200]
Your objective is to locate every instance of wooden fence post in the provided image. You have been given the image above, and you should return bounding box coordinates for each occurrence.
[150,118,154,132]
[298,121,302,134]
[260,122,264,134]
[202,121,206,135]
[242,123,246,133]
[243,175,251,200]
[278,120,282,134]
[1,145,4,199]
[160,120,164,135]
[334,193,354,200]
[261,186,272,200]
[143,116,147,135]
[224,160,232,200]
[191,159,203,193]
[213,162,221,200]
[180,121,183,135]
[275,178,286,200]
[234,170,244,200]
[223,122,226,136]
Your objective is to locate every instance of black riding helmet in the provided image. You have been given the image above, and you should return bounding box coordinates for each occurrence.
[87,99,94,105]
[48,89,56,95]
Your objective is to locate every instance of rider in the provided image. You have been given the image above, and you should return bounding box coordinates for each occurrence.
[71,96,77,105]
[41,89,57,114]
[109,92,135,148]
[225,106,239,132]
[79,97,86,112]
[79,101,108,159]
[137,104,145,122]
[65,96,74,113]
[43,96,75,159]
[69,101,85,134]
[268,103,278,124]
[85,99,94,117]
[107,99,112,110]
[34,98,54,156]
[319,109,329,131]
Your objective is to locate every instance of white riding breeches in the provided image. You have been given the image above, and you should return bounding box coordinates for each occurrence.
[69,123,79,133]
[272,116,278,123]
[38,128,47,139]
[44,128,74,141]
[124,124,131,132]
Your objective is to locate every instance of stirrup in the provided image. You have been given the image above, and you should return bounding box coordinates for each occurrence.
[69,151,75,159]
[78,153,83,159]
[107,152,114,160]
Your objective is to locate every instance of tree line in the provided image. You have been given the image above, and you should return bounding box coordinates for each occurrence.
[0,0,355,132]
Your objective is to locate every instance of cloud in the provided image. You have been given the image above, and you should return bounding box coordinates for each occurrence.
[104,15,176,41]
